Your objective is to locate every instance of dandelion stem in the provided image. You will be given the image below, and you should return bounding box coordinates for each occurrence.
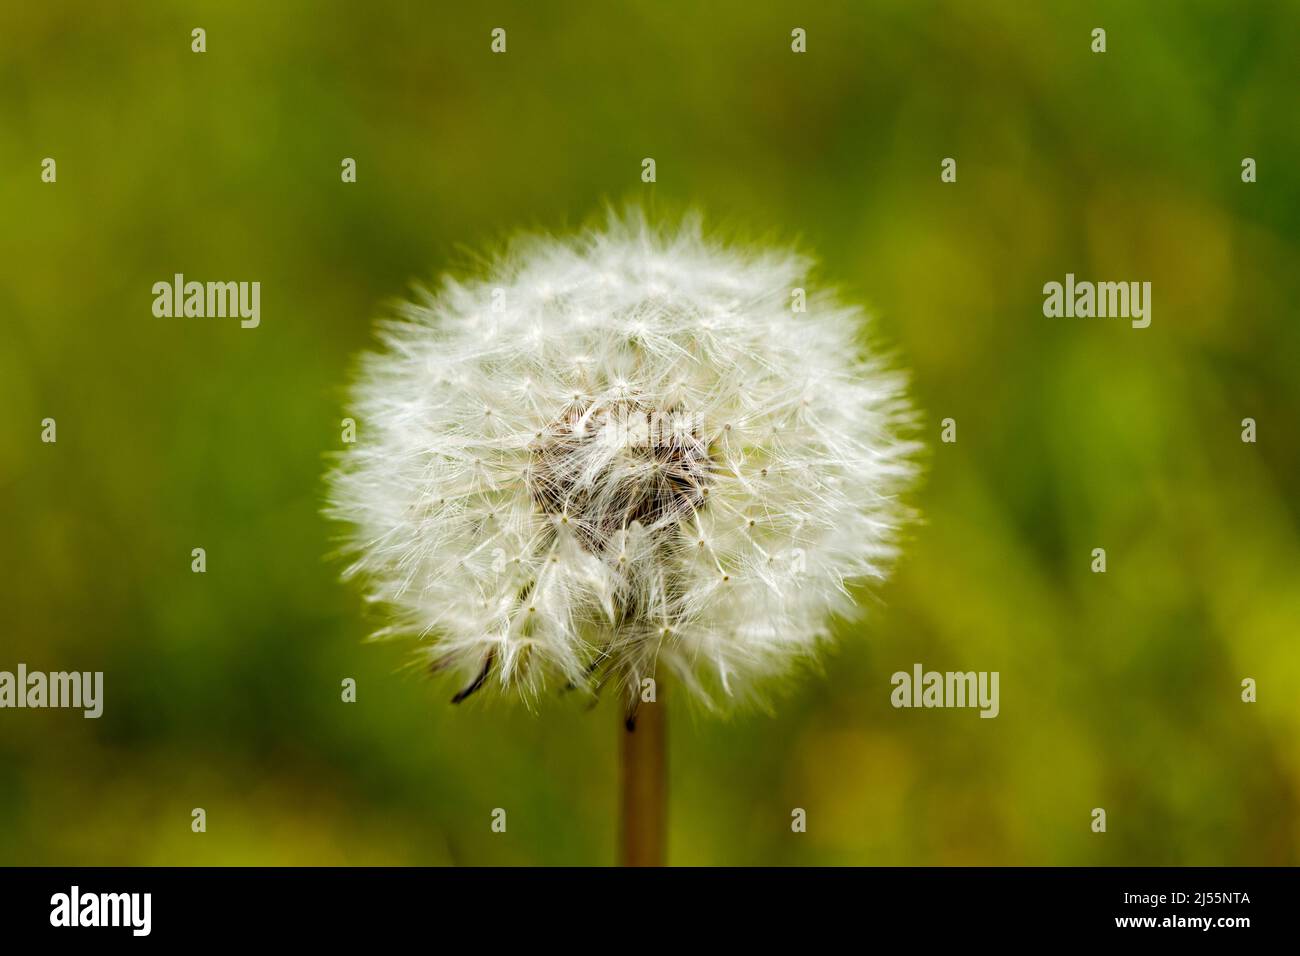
[619,684,667,866]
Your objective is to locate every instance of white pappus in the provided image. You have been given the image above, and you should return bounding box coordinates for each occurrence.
[327,210,921,711]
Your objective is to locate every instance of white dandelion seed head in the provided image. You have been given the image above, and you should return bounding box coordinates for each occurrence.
[327,210,921,710]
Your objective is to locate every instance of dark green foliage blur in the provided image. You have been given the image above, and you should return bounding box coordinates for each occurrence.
[1,0,1296,865]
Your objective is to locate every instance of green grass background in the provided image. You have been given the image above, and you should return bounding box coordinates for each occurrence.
[1,0,1297,865]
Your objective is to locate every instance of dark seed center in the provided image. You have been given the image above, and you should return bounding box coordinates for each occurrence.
[529,402,711,553]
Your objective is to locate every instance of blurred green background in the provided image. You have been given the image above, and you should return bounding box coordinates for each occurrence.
[1,0,1297,865]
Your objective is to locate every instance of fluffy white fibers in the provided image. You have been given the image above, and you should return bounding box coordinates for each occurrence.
[327,211,921,710]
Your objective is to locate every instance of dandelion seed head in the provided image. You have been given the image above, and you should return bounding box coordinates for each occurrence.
[327,211,921,709]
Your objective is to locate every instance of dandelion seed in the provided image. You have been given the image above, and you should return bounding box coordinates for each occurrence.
[326,210,921,710]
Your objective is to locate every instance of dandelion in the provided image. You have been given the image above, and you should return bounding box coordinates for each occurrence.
[326,210,921,864]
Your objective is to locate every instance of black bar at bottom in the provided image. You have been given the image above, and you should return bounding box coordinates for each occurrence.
[0,866,1287,942]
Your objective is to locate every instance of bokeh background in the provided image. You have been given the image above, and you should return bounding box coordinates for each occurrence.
[1,0,1297,865]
